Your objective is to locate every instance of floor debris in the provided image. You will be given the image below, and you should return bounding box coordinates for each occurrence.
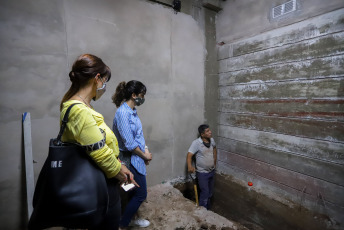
[131,182,248,230]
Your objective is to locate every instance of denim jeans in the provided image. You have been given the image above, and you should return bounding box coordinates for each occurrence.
[119,165,147,227]
[197,170,215,209]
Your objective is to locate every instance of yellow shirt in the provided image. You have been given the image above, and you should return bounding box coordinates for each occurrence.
[61,100,121,178]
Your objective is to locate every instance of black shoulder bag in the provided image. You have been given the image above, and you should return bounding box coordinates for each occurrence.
[28,103,109,230]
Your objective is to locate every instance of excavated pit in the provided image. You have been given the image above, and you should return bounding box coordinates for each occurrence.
[48,173,333,230]
[173,173,334,230]
[133,182,247,230]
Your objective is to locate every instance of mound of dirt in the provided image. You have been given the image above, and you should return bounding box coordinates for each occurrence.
[132,182,247,230]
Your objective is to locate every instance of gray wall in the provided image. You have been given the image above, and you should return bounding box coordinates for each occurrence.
[216,0,344,228]
[0,0,208,228]
[217,0,344,43]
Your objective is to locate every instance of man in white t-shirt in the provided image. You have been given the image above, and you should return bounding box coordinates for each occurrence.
[187,124,217,209]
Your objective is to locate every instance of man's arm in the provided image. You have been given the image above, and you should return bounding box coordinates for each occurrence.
[187,152,195,173]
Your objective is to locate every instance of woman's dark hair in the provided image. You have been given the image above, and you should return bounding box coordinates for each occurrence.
[60,54,111,110]
[112,80,146,107]
[198,124,209,136]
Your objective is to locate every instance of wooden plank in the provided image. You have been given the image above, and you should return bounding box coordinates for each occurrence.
[216,162,344,226]
[217,137,344,185]
[219,99,344,121]
[218,112,344,142]
[224,32,344,72]
[219,77,344,99]
[217,150,344,206]
[219,55,344,85]
[23,112,34,220]
[218,125,344,164]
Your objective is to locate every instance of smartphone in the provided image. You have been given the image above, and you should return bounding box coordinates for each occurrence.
[121,183,135,192]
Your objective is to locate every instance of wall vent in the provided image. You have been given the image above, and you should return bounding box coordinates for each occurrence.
[272,0,296,18]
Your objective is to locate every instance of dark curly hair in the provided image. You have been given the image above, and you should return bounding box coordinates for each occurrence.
[112,80,146,107]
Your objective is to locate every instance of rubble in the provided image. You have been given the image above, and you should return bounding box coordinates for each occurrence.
[132,182,248,230]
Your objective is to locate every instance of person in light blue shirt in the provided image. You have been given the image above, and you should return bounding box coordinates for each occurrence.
[112,80,152,229]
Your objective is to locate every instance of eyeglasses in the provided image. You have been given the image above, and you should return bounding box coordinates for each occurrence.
[97,76,108,84]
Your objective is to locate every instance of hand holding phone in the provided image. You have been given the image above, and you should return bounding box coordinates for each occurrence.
[121,183,135,191]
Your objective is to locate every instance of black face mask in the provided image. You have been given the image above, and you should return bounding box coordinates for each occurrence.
[203,141,210,148]
[134,97,145,106]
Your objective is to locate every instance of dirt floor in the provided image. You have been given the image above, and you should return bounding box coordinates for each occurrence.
[47,173,335,230]
[130,182,248,230]
[48,180,248,230]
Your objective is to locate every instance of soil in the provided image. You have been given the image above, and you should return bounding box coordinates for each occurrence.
[130,182,248,230]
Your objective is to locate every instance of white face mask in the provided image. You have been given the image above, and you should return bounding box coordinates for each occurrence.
[93,81,106,101]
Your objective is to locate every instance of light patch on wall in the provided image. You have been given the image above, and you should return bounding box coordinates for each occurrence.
[272,0,296,18]
[269,0,301,22]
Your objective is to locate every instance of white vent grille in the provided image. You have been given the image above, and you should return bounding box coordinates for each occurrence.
[272,0,296,18]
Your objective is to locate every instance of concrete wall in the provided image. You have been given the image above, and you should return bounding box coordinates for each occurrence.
[0,0,207,228]
[217,0,344,43]
[216,0,344,229]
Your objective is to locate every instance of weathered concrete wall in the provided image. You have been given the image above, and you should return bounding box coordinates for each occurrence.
[216,0,344,229]
[204,7,219,141]
[217,0,344,43]
[212,174,335,230]
[0,0,206,228]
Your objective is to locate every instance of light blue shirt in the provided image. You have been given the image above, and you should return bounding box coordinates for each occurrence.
[113,102,146,175]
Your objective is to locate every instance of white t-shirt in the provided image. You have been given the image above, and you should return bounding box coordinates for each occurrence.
[188,137,216,173]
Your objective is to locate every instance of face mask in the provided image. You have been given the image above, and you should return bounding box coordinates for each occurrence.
[203,141,211,148]
[93,82,106,101]
[134,97,145,106]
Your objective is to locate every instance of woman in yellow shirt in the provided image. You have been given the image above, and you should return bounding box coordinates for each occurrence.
[60,54,136,230]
